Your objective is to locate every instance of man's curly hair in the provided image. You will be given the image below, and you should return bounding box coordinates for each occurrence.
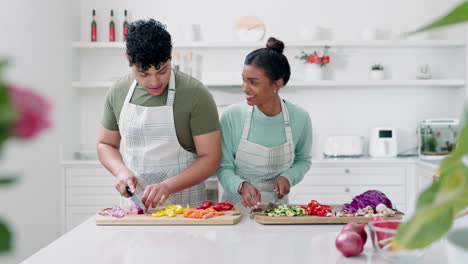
[126,19,172,71]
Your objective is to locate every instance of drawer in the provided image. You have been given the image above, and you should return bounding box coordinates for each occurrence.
[65,206,106,231]
[300,173,405,185]
[66,186,120,206]
[204,176,218,190]
[308,166,406,177]
[65,167,114,186]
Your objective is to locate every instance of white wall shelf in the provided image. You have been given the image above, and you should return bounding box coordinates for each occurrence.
[72,40,466,49]
[72,79,466,89]
[72,81,114,88]
[287,79,466,87]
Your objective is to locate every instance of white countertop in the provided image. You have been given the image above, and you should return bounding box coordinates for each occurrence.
[22,213,467,264]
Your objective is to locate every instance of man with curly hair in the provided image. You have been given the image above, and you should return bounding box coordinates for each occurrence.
[97,19,221,209]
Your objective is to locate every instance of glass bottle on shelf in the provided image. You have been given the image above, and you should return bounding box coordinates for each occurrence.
[183,52,193,76]
[123,10,129,41]
[172,51,180,71]
[91,9,97,42]
[109,10,115,42]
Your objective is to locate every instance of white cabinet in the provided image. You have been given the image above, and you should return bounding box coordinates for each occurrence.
[415,161,438,192]
[289,161,411,213]
[62,162,219,232]
[62,163,119,232]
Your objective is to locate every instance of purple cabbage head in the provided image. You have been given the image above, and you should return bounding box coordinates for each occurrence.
[341,190,394,214]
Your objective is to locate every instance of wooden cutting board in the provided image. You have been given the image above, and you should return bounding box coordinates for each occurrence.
[95,207,242,225]
[252,205,403,225]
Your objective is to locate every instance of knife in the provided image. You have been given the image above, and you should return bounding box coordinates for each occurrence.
[265,191,279,211]
[126,186,146,211]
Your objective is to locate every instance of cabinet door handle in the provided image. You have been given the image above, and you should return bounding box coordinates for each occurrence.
[345,169,350,174]
[344,187,351,193]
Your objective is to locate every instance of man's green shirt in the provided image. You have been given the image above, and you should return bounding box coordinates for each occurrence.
[102,70,220,153]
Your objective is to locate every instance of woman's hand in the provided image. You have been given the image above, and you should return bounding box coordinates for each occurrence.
[240,182,261,209]
[274,176,290,199]
[141,182,170,209]
[115,168,138,198]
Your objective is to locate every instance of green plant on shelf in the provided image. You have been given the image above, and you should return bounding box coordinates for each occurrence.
[419,64,429,74]
[371,63,384,71]
[423,129,438,153]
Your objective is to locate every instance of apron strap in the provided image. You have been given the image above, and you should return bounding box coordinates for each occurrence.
[166,70,176,106]
[118,70,176,126]
[118,80,138,126]
[280,99,294,146]
[241,98,293,146]
[241,105,254,139]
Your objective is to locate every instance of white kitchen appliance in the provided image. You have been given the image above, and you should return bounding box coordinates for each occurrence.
[323,135,364,158]
[369,127,397,158]
[418,118,459,160]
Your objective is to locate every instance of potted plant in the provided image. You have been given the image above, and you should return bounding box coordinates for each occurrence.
[296,46,330,81]
[370,63,385,80]
[416,64,432,79]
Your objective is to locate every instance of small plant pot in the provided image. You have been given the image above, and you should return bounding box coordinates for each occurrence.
[304,63,323,81]
[370,70,384,80]
[416,73,432,80]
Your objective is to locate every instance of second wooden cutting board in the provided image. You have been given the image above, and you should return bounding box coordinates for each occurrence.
[251,205,403,225]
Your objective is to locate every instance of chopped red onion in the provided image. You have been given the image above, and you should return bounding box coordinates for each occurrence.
[129,203,144,214]
[103,203,144,218]
[104,206,128,218]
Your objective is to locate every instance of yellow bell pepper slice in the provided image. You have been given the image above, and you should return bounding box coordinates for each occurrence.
[174,205,184,214]
[166,209,176,217]
[152,210,167,217]
[151,205,185,217]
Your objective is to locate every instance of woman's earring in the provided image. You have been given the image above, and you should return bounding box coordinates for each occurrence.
[273,90,277,93]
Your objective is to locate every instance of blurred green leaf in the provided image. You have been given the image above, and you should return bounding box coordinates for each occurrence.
[0,219,12,253]
[414,178,440,211]
[395,206,454,249]
[0,58,7,70]
[0,58,8,83]
[0,81,17,147]
[405,2,468,36]
[393,112,468,250]
[0,176,17,186]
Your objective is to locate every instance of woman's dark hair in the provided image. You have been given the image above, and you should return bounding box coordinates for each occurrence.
[126,19,172,71]
[244,37,291,86]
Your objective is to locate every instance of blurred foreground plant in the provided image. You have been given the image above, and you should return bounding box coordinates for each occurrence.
[393,1,468,250]
[0,58,51,254]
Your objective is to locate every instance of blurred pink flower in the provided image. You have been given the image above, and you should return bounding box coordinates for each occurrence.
[296,46,331,67]
[316,50,324,58]
[7,85,51,139]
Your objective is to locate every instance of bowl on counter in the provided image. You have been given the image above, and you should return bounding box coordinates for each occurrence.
[367,219,426,263]
[446,227,468,264]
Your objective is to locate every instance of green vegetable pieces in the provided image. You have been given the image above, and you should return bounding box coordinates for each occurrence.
[263,205,307,217]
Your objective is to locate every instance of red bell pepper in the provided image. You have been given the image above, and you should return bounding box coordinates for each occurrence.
[304,200,331,217]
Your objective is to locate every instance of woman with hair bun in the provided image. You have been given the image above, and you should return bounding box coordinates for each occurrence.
[217,37,312,212]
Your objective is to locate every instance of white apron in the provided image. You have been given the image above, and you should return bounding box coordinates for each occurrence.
[222,99,295,212]
[119,70,206,208]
